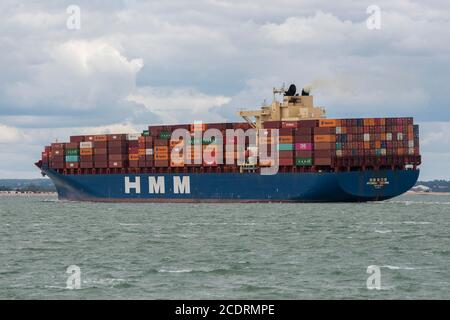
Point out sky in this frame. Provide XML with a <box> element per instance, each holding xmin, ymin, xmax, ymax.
<box><xmin>0</xmin><ymin>0</ymin><xmax>449</xmax><ymax>180</ymax></box>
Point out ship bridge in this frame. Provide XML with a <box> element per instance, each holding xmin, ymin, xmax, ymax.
<box><xmin>237</xmin><ymin>84</ymin><xmax>326</xmax><ymax>129</ymax></box>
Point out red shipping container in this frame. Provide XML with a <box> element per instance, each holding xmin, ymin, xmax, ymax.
<box><xmin>66</xmin><ymin>162</ymin><xmax>79</xmax><ymax>169</ymax></box>
<box><xmin>279</xmin><ymin>158</ymin><xmax>294</xmax><ymax>166</ymax></box>
<box><xmin>314</xmin><ymin>127</ymin><xmax>335</xmax><ymax>135</ymax></box>
<box><xmin>154</xmin><ymin>139</ymin><xmax>169</xmax><ymax>146</ymax></box>
<box><xmin>80</xmin><ymin>162</ymin><xmax>93</xmax><ymax>169</ymax></box>
<box><xmin>279</xmin><ymin>128</ymin><xmax>294</xmax><ymax>135</ymax></box>
<box><xmin>70</xmin><ymin>136</ymin><xmax>84</xmax><ymax>143</ymax></box>
<box><xmin>128</xmin><ymin>147</ymin><xmax>139</xmax><ymax>154</ymax></box>
<box><xmin>281</xmin><ymin>121</ymin><xmax>298</xmax><ymax>129</ymax></box>
<box><xmin>94</xmin><ymin>148</ymin><xmax>107</xmax><ymax>155</ymax></box>
<box><xmin>262</xmin><ymin>121</ymin><xmax>281</xmax><ymax>129</ymax></box>
<box><xmin>107</xmin><ymin>134</ymin><xmax>126</xmax><ymax>141</ymax></box>
<box><xmin>154</xmin><ymin>160</ymin><xmax>169</xmax><ymax>167</ymax></box>
<box><xmin>128</xmin><ymin>140</ymin><xmax>139</xmax><ymax>148</ymax></box>
<box><xmin>296</xmin><ymin>150</ymin><xmax>312</xmax><ymax>158</ymax></box>
<box><xmin>298</xmin><ymin>120</ymin><xmax>318</xmax><ymax>128</ymax></box>
<box><xmin>66</xmin><ymin>142</ymin><xmax>79</xmax><ymax>149</ymax></box>
<box><xmin>314</xmin><ymin>157</ymin><xmax>332</xmax><ymax>166</ymax></box>
<box><xmin>80</xmin><ymin>155</ymin><xmax>93</xmax><ymax>162</ymax></box>
<box><xmin>295</xmin><ymin>127</ymin><xmax>312</xmax><ymax>135</ymax></box>
<box><xmin>95</xmin><ymin>161</ymin><xmax>108</xmax><ymax>168</ymax></box>
<box><xmin>94</xmin><ymin>155</ymin><xmax>108</xmax><ymax>162</ymax></box>
<box><xmin>294</xmin><ymin>135</ymin><xmax>312</xmax><ymax>143</ymax></box>
<box><xmin>315</xmin><ymin>150</ymin><xmax>334</xmax><ymax>157</ymax></box>
<box><xmin>129</xmin><ymin>160</ymin><xmax>139</xmax><ymax>168</ymax></box>
<box><xmin>109</xmin><ymin>147</ymin><xmax>127</xmax><ymax>154</ymax></box>
<box><xmin>109</xmin><ymin>154</ymin><xmax>126</xmax><ymax>161</ymax></box>
<box><xmin>109</xmin><ymin>160</ymin><xmax>125</xmax><ymax>168</ymax></box>
<box><xmin>279</xmin><ymin>151</ymin><xmax>293</xmax><ymax>159</ymax></box>
<box><xmin>108</xmin><ymin>140</ymin><xmax>127</xmax><ymax>148</ymax></box>
<box><xmin>94</xmin><ymin>141</ymin><xmax>107</xmax><ymax>148</ymax></box>
<box><xmin>51</xmin><ymin>162</ymin><xmax>64</xmax><ymax>169</ymax></box>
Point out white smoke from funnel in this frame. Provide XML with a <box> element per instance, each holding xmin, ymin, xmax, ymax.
<box><xmin>304</xmin><ymin>77</ymin><xmax>353</xmax><ymax>96</ymax></box>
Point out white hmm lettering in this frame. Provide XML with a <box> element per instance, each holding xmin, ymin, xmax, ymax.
<box><xmin>173</xmin><ymin>176</ymin><xmax>190</xmax><ymax>194</ymax></box>
<box><xmin>125</xmin><ymin>176</ymin><xmax>141</xmax><ymax>194</ymax></box>
<box><xmin>149</xmin><ymin>176</ymin><xmax>165</xmax><ymax>194</ymax></box>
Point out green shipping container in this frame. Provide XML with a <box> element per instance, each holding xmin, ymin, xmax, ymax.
<box><xmin>142</xmin><ymin>130</ymin><xmax>149</xmax><ymax>136</ymax></box>
<box><xmin>277</xmin><ymin>143</ymin><xmax>293</xmax><ymax>151</ymax></box>
<box><xmin>65</xmin><ymin>148</ymin><xmax>79</xmax><ymax>156</ymax></box>
<box><xmin>159</xmin><ymin>131</ymin><xmax>171</xmax><ymax>139</ymax></box>
<box><xmin>295</xmin><ymin>157</ymin><xmax>312</xmax><ymax>166</ymax></box>
<box><xmin>190</xmin><ymin>138</ymin><xmax>202</xmax><ymax>145</ymax></box>
<box><xmin>335</xmin><ymin>143</ymin><xmax>342</xmax><ymax>150</ymax></box>
<box><xmin>65</xmin><ymin>155</ymin><xmax>79</xmax><ymax>162</ymax></box>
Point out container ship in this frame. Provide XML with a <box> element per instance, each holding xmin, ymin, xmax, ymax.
<box><xmin>35</xmin><ymin>84</ymin><xmax>421</xmax><ymax>202</ymax></box>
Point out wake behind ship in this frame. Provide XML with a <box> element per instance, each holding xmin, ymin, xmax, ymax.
<box><xmin>36</xmin><ymin>84</ymin><xmax>421</xmax><ymax>202</ymax></box>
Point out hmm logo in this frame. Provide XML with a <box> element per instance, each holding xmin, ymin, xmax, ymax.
<box><xmin>124</xmin><ymin>176</ymin><xmax>190</xmax><ymax>194</ymax></box>
<box><xmin>367</xmin><ymin>177</ymin><xmax>389</xmax><ymax>189</ymax></box>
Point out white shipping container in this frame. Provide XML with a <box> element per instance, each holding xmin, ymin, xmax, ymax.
<box><xmin>408</xmin><ymin>140</ymin><xmax>414</xmax><ymax>148</ymax></box>
<box><xmin>80</xmin><ymin>142</ymin><xmax>93</xmax><ymax>148</ymax></box>
<box><xmin>336</xmin><ymin>126</ymin><xmax>342</xmax><ymax>134</ymax></box>
<box><xmin>145</xmin><ymin>148</ymin><xmax>154</xmax><ymax>156</ymax></box>
<box><xmin>381</xmin><ymin>148</ymin><xmax>387</xmax><ymax>155</ymax></box>
<box><xmin>127</xmin><ymin>133</ymin><xmax>140</xmax><ymax>141</ymax></box>
<box><xmin>386</xmin><ymin>133</ymin><xmax>392</xmax><ymax>141</ymax></box>
<box><xmin>397</xmin><ymin>133</ymin><xmax>403</xmax><ymax>141</ymax></box>
<box><xmin>247</xmin><ymin>156</ymin><xmax>258</xmax><ymax>165</ymax></box>
<box><xmin>336</xmin><ymin>150</ymin><xmax>343</xmax><ymax>157</ymax></box>
<box><xmin>363</xmin><ymin>133</ymin><xmax>370</xmax><ymax>142</ymax></box>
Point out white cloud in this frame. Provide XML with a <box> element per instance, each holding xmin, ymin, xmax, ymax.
<box><xmin>127</xmin><ymin>87</ymin><xmax>231</xmax><ymax>123</ymax></box>
<box><xmin>0</xmin><ymin>123</ymin><xmax>25</xmax><ymax>143</ymax></box>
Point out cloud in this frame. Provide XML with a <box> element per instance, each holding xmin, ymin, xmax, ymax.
<box><xmin>0</xmin><ymin>123</ymin><xmax>25</xmax><ymax>144</ymax></box>
<box><xmin>127</xmin><ymin>87</ymin><xmax>231</xmax><ymax>123</ymax></box>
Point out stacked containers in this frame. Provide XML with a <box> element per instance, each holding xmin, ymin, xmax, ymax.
<box><xmin>41</xmin><ymin>146</ymin><xmax>51</xmax><ymax>168</ymax></box>
<box><xmin>80</xmin><ymin>141</ymin><xmax>93</xmax><ymax>168</ymax></box>
<box><xmin>127</xmin><ymin>133</ymin><xmax>140</xmax><ymax>168</ymax></box>
<box><xmin>93</xmin><ymin>135</ymin><xmax>108</xmax><ymax>168</ymax></box>
<box><xmin>294</xmin><ymin>121</ymin><xmax>315</xmax><ymax>166</ymax></box>
<box><xmin>278</xmin><ymin>128</ymin><xmax>294</xmax><ymax>166</ymax></box>
<box><xmin>50</xmin><ymin>143</ymin><xmax>65</xmax><ymax>169</ymax></box>
<box><xmin>65</xmin><ymin>142</ymin><xmax>80</xmax><ymax>169</ymax></box>
<box><xmin>314</xmin><ymin>119</ymin><xmax>337</xmax><ymax>166</ymax></box>
<box><xmin>108</xmin><ymin>134</ymin><xmax>127</xmax><ymax>168</ymax></box>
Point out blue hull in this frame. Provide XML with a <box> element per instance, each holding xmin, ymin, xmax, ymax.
<box><xmin>41</xmin><ymin>169</ymin><xmax>420</xmax><ymax>203</ymax></box>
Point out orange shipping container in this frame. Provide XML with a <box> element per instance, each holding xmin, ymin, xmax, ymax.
<box><xmin>80</xmin><ymin>148</ymin><xmax>93</xmax><ymax>156</ymax></box>
<box><xmin>363</xmin><ymin>118</ymin><xmax>375</xmax><ymax>126</ymax></box>
<box><xmin>279</xmin><ymin>136</ymin><xmax>294</xmax><ymax>144</ymax></box>
<box><xmin>375</xmin><ymin>141</ymin><xmax>381</xmax><ymax>149</ymax></box>
<box><xmin>154</xmin><ymin>153</ymin><xmax>169</xmax><ymax>160</ymax></box>
<box><xmin>129</xmin><ymin>154</ymin><xmax>139</xmax><ymax>161</ymax></box>
<box><xmin>319</xmin><ymin>119</ymin><xmax>338</xmax><ymax>127</ymax></box>
<box><xmin>155</xmin><ymin>146</ymin><xmax>168</xmax><ymax>153</ymax></box>
<box><xmin>138</xmin><ymin>149</ymin><xmax>146</xmax><ymax>156</ymax></box>
<box><xmin>170</xmin><ymin>160</ymin><xmax>184</xmax><ymax>167</ymax></box>
<box><xmin>93</xmin><ymin>135</ymin><xmax>107</xmax><ymax>142</ymax></box>
<box><xmin>314</xmin><ymin>135</ymin><xmax>336</xmax><ymax>143</ymax></box>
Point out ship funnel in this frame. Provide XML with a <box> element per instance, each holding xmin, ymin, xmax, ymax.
<box><xmin>301</xmin><ymin>87</ymin><xmax>310</xmax><ymax>96</ymax></box>
<box><xmin>284</xmin><ymin>84</ymin><xmax>297</xmax><ymax>96</ymax></box>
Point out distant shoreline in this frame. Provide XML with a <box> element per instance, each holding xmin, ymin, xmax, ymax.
<box><xmin>0</xmin><ymin>191</ymin><xmax>57</xmax><ymax>196</ymax></box>
<box><xmin>406</xmin><ymin>191</ymin><xmax>450</xmax><ymax>196</ymax></box>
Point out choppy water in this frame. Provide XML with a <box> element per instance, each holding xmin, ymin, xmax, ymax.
<box><xmin>0</xmin><ymin>194</ymin><xmax>449</xmax><ymax>299</ymax></box>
